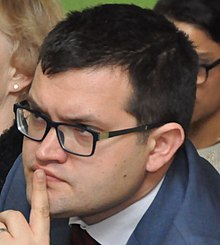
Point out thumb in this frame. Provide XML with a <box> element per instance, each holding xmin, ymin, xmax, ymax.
<box><xmin>29</xmin><ymin>169</ymin><xmax>50</xmax><ymax>240</ymax></box>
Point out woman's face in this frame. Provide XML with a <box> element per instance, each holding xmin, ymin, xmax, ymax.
<box><xmin>174</xmin><ymin>21</ymin><xmax>220</xmax><ymax>125</ymax></box>
<box><xmin>0</xmin><ymin>31</ymin><xmax>13</xmax><ymax>107</ymax></box>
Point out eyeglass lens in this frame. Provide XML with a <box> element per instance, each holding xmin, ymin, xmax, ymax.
<box><xmin>198</xmin><ymin>58</ymin><xmax>220</xmax><ymax>84</ymax></box>
<box><xmin>197</xmin><ymin>66</ymin><xmax>207</xmax><ymax>84</ymax></box>
<box><xmin>16</xmin><ymin>108</ymin><xmax>94</xmax><ymax>156</ymax></box>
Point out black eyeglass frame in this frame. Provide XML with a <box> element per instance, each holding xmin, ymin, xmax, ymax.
<box><xmin>199</xmin><ymin>58</ymin><xmax>220</xmax><ymax>83</ymax></box>
<box><xmin>14</xmin><ymin>100</ymin><xmax>164</xmax><ymax>157</ymax></box>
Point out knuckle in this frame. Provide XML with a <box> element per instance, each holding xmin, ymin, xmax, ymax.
<box><xmin>35</xmin><ymin>206</ymin><xmax>50</xmax><ymax>218</ymax></box>
<box><xmin>2</xmin><ymin>210</ymin><xmax>23</xmax><ymax>219</ymax></box>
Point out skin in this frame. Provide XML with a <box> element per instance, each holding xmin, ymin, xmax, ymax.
<box><xmin>0</xmin><ymin>30</ymin><xmax>32</xmax><ymax>134</ymax></box>
<box><xmin>0</xmin><ymin>170</ymin><xmax>50</xmax><ymax>244</ymax></box>
<box><xmin>23</xmin><ymin>65</ymin><xmax>166</xmax><ymax>222</ymax></box>
<box><xmin>0</xmin><ymin>64</ymin><xmax>184</xmax><ymax>243</ymax></box>
<box><xmin>0</xmin><ymin>30</ymin><xmax>15</xmax><ymax>134</ymax></box>
<box><xmin>174</xmin><ymin>21</ymin><xmax>220</xmax><ymax>149</ymax></box>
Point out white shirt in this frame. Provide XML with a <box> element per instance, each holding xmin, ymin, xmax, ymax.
<box><xmin>69</xmin><ymin>178</ymin><xmax>164</xmax><ymax>245</ymax></box>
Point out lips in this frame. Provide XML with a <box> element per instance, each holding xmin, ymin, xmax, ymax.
<box><xmin>45</xmin><ymin>173</ymin><xmax>62</xmax><ymax>182</ymax></box>
<box><xmin>32</xmin><ymin>165</ymin><xmax>63</xmax><ymax>183</ymax></box>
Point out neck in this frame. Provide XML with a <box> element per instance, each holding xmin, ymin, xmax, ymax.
<box><xmin>189</xmin><ymin>110</ymin><xmax>220</xmax><ymax>149</ymax></box>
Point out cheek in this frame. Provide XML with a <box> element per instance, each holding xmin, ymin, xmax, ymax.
<box><xmin>24</xmin><ymin>171</ymin><xmax>32</xmax><ymax>204</ymax></box>
<box><xmin>0</xmin><ymin>71</ymin><xmax>10</xmax><ymax>101</ymax></box>
<box><xmin>91</xmin><ymin>140</ymin><xmax>147</xmax><ymax>198</ymax></box>
<box><xmin>22</xmin><ymin>139</ymin><xmax>36</xmax><ymax>166</ymax></box>
<box><xmin>22</xmin><ymin>139</ymin><xmax>38</xmax><ymax>202</ymax></box>
<box><xmin>196</xmin><ymin>76</ymin><xmax>220</xmax><ymax>107</ymax></box>
<box><xmin>96</xmin><ymin>136</ymin><xmax>147</xmax><ymax>178</ymax></box>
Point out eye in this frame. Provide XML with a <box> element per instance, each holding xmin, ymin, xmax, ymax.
<box><xmin>74</xmin><ymin>125</ymin><xmax>92</xmax><ymax>137</ymax></box>
<box><xmin>28</xmin><ymin>111</ymin><xmax>46</xmax><ymax>128</ymax></box>
<box><xmin>74</xmin><ymin>123</ymin><xmax>98</xmax><ymax>132</ymax></box>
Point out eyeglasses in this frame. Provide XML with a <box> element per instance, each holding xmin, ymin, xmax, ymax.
<box><xmin>14</xmin><ymin>100</ymin><xmax>163</xmax><ymax>157</ymax></box>
<box><xmin>197</xmin><ymin>58</ymin><xmax>220</xmax><ymax>84</ymax></box>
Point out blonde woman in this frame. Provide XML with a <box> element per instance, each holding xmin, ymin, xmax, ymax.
<box><xmin>0</xmin><ymin>0</ymin><xmax>64</xmax><ymax>190</ymax></box>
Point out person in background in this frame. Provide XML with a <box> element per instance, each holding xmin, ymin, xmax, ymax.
<box><xmin>154</xmin><ymin>0</ymin><xmax>220</xmax><ymax>172</ymax></box>
<box><xmin>0</xmin><ymin>0</ymin><xmax>64</xmax><ymax>191</ymax></box>
<box><xmin>0</xmin><ymin>4</ymin><xmax>220</xmax><ymax>245</ymax></box>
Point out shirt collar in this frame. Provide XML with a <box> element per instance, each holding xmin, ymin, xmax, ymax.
<box><xmin>69</xmin><ymin>178</ymin><xmax>164</xmax><ymax>245</ymax></box>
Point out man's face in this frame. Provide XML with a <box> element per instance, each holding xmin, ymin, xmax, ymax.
<box><xmin>23</xmin><ymin>65</ymin><xmax>150</xmax><ymax>223</ymax></box>
<box><xmin>174</xmin><ymin>21</ymin><xmax>220</xmax><ymax>125</ymax></box>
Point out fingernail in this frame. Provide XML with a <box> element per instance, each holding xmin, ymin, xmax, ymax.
<box><xmin>35</xmin><ymin>169</ymin><xmax>45</xmax><ymax>180</ymax></box>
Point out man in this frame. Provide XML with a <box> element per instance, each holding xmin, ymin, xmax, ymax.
<box><xmin>154</xmin><ymin>0</ymin><xmax>220</xmax><ymax>172</ymax></box>
<box><xmin>0</xmin><ymin>4</ymin><xmax>220</xmax><ymax>245</ymax></box>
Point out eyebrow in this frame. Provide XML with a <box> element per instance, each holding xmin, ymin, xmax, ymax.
<box><xmin>25</xmin><ymin>95</ymin><xmax>107</xmax><ymax>129</ymax></box>
<box><xmin>26</xmin><ymin>95</ymin><xmax>41</xmax><ymax>110</ymax></box>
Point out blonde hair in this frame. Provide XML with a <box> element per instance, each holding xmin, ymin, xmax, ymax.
<box><xmin>0</xmin><ymin>0</ymin><xmax>64</xmax><ymax>77</ymax></box>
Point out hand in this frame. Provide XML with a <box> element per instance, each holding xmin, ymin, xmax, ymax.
<box><xmin>0</xmin><ymin>169</ymin><xmax>50</xmax><ymax>244</ymax></box>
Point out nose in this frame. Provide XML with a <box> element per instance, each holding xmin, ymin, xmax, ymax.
<box><xmin>35</xmin><ymin>128</ymin><xmax>67</xmax><ymax>164</ymax></box>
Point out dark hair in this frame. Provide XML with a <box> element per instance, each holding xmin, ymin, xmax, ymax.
<box><xmin>154</xmin><ymin>0</ymin><xmax>220</xmax><ymax>43</ymax></box>
<box><xmin>39</xmin><ymin>4</ymin><xmax>197</xmax><ymax>133</ymax></box>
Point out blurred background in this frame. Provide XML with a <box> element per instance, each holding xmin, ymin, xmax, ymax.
<box><xmin>60</xmin><ymin>0</ymin><xmax>157</xmax><ymax>12</ymax></box>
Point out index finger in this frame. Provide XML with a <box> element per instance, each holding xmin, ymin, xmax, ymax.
<box><xmin>29</xmin><ymin>169</ymin><xmax>50</xmax><ymax>238</ymax></box>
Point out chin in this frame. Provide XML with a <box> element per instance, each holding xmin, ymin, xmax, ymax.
<box><xmin>49</xmin><ymin>205</ymin><xmax>78</xmax><ymax>219</ymax></box>
<box><xmin>190</xmin><ymin>111</ymin><xmax>203</xmax><ymax>125</ymax></box>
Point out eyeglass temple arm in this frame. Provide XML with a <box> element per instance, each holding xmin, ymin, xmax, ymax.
<box><xmin>98</xmin><ymin>122</ymin><xmax>165</xmax><ymax>140</ymax></box>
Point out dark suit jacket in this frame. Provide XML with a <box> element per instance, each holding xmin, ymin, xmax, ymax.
<box><xmin>1</xmin><ymin>140</ymin><xmax>220</xmax><ymax>245</ymax></box>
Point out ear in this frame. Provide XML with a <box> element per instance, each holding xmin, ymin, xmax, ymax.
<box><xmin>8</xmin><ymin>67</ymin><xmax>32</xmax><ymax>94</ymax></box>
<box><xmin>145</xmin><ymin>123</ymin><xmax>184</xmax><ymax>172</ymax></box>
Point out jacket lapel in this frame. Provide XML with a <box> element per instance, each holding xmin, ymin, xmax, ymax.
<box><xmin>127</xmin><ymin>143</ymin><xmax>188</xmax><ymax>245</ymax></box>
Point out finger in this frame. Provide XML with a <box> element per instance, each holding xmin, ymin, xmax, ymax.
<box><xmin>29</xmin><ymin>169</ymin><xmax>50</xmax><ymax>238</ymax></box>
<box><xmin>0</xmin><ymin>220</ymin><xmax>11</xmax><ymax>243</ymax></box>
<box><xmin>0</xmin><ymin>210</ymin><xmax>29</xmax><ymax>238</ymax></box>
<box><xmin>0</xmin><ymin>219</ymin><xmax>8</xmax><ymax>231</ymax></box>
<box><xmin>0</xmin><ymin>228</ymin><xmax>8</xmax><ymax>233</ymax></box>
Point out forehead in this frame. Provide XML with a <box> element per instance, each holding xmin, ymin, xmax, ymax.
<box><xmin>29</xmin><ymin>65</ymin><xmax>133</xmax><ymax>120</ymax></box>
<box><xmin>173</xmin><ymin>21</ymin><xmax>220</xmax><ymax>58</ymax></box>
